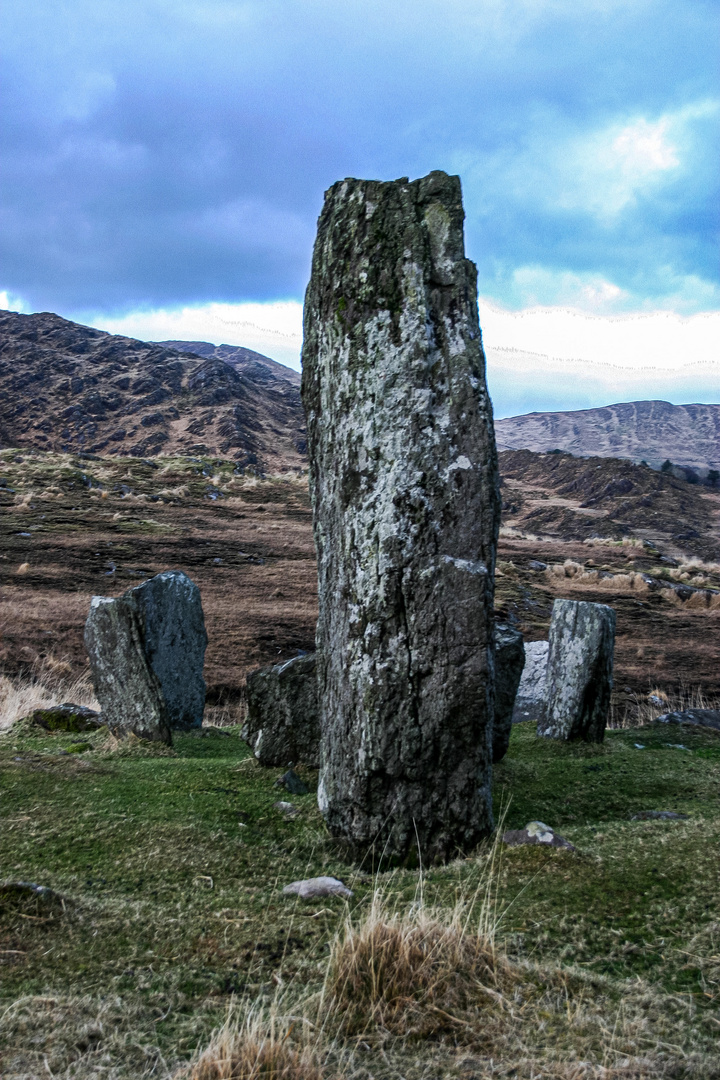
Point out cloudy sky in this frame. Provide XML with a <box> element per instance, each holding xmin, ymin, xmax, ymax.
<box><xmin>1</xmin><ymin>0</ymin><xmax>718</xmax><ymax>416</ymax></box>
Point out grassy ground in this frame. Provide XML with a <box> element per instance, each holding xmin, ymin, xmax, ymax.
<box><xmin>2</xmin><ymin>717</ymin><xmax>719</xmax><ymax>1078</ymax></box>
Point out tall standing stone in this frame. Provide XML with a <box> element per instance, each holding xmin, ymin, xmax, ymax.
<box><xmin>301</xmin><ymin>171</ymin><xmax>500</xmax><ymax>862</ymax></box>
<box><xmin>84</xmin><ymin>570</ymin><xmax>208</xmax><ymax>743</ymax></box>
<box><xmin>538</xmin><ymin>599</ymin><xmax>616</xmax><ymax>742</ymax></box>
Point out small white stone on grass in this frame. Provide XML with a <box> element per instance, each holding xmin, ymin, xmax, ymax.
<box><xmin>282</xmin><ymin>876</ymin><xmax>353</xmax><ymax>900</ymax></box>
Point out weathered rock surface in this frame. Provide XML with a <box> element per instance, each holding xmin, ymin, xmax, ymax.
<box><xmin>84</xmin><ymin>570</ymin><xmax>207</xmax><ymax>743</ymax></box>
<box><xmin>538</xmin><ymin>599</ymin><xmax>616</xmax><ymax>742</ymax></box>
<box><xmin>493</xmin><ymin>624</ymin><xmax>525</xmax><ymax>762</ymax></box>
<box><xmin>302</xmin><ymin>170</ymin><xmax>500</xmax><ymax>863</ymax></box>
<box><xmin>282</xmin><ymin>876</ymin><xmax>353</xmax><ymax>900</ymax></box>
<box><xmin>243</xmin><ymin>653</ymin><xmax>319</xmax><ymax>767</ymax></box>
<box><xmin>131</xmin><ymin>571</ymin><xmax>207</xmax><ymax>729</ymax></box>
<box><xmin>511</xmin><ymin>641</ymin><xmax>549</xmax><ymax>725</ymax></box>
<box><xmin>656</xmin><ymin>709</ymin><xmax>720</xmax><ymax>733</ymax></box>
<box><xmin>502</xmin><ymin>820</ymin><xmax>576</xmax><ymax>851</ymax></box>
<box><xmin>31</xmin><ymin>703</ymin><xmax>103</xmax><ymax>733</ymax></box>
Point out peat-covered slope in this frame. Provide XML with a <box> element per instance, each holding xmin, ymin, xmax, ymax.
<box><xmin>495</xmin><ymin>400</ymin><xmax>720</xmax><ymax>471</ymax></box>
<box><xmin>0</xmin><ymin>310</ymin><xmax>306</xmax><ymax>470</ymax></box>
<box><xmin>500</xmin><ymin>449</ymin><xmax>720</xmax><ymax>560</ymax></box>
<box><xmin>157</xmin><ymin>339</ymin><xmax>301</xmax><ymax>387</ymax></box>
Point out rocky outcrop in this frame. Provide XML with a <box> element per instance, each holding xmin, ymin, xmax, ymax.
<box><xmin>302</xmin><ymin>170</ymin><xmax>500</xmax><ymax>863</ymax></box>
<box><xmin>493</xmin><ymin>624</ymin><xmax>525</xmax><ymax>762</ymax></box>
<box><xmin>538</xmin><ymin>599</ymin><xmax>615</xmax><ymax>742</ymax></box>
<box><xmin>243</xmin><ymin>653</ymin><xmax>319</xmax><ymax>767</ymax></box>
<box><xmin>511</xmin><ymin>641</ymin><xmax>549</xmax><ymax>725</ymax></box>
<box><xmin>84</xmin><ymin>570</ymin><xmax>207</xmax><ymax>742</ymax></box>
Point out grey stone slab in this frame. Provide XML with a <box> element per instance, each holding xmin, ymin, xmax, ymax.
<box><xmin>538</xmin><ymin>599</ymin><xmax>616</xmax><ymax>742</ymax></box>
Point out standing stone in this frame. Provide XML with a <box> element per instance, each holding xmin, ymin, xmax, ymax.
<box><xmin>511</xmin><ymin>640</ymin><xmax>549</xmax><ymax>725</ymax></box>
<box><xmin>493</xmin><ymin>624</ymin><xmax>525</xmax><ymax>763</ymax></box>
<box><xmin>243</xmin><ymin>653</ymin><xmax>320</xmax><ymax>767</ymax></box>
<box><xmin>84</xmin><ymin>570</ymin><xmax>207</xmax><ymax>743</ymax></box>
<box><xmin>301</xmin><ymin>171</ymin><xmax>500</xmax><ymax>863</ymax></box>
<box><xmin>538</xmin><ymin>599</ymin><xmax>616</xmax><ymax>742</ymax></box>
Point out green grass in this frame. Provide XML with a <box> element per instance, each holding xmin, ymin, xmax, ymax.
<box><xmin>2</xmin><ymin>719</ymin><xmax>719</xmax><ymax>1076</ymax></box>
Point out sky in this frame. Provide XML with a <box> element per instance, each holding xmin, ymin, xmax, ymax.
<box><xmin>1</xmin><ymin>0</ymin><xmax>718</xmax><ymax>417</ymax></box>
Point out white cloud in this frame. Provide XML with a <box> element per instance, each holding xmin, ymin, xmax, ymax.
<box><xmin>0</xmin><ymin>289</ymin><xmax>28</xmax><ymax>313</ymax></box>
<box><xmin>81</xmin><ymin>295</ymin><xmax>719</xmax><ymax>417</ymax></box>
<box><xmin>85</xmin><ymin>300</ymin><xmax>304</xmax><ymax>369</ymax></box>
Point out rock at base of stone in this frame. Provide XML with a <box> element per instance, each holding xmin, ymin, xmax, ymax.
<box><xmin>656</xmin><ymin>709</ymin><xmax>720</xmax><ymax>733</ymax></box>
<box><xmin>511</xmin><ymin>641</ymin><xmax>549</xmax><ymax>725</ymax></box>
<box><xmin>493</xmin><ymin>624</ymin><xmax>525</xmax><ymax>763</ymax></box>
<box><xmin>31</xmin><ymin>703</ymin><xmax>104</xmax><ymax>733</ymax></box>
<box><xmin>84</xmin><ymin>570</ymin><xmax>208</xmax><ymax>743</ymax></box>
<box><xmin>282</xmin><ymin>876</ymin><xmax>353</xmax><ymax>900</ymax></box>
<box><xmin>538</xmin><ymin>600</ymin><xmax>615</xmax><ymax>742</ymax></box>
<box><xmin>274</xmin><ymin>769</ymin><xmax>309</xmax><ymax>795</ymax></box>
<box><xmin>243</xmin><ymin>654</ymin><xmax>319</xmax><ymax>767</ymax></box>
<box><xmin>502</xmin><ymin>820</ymin><xmax>576</xmax><ymax>851</ymax></box>
<box><xmin>302</xmin><ymin>170</ymin><xmax>499</xmax><ymax>864</ymax></box>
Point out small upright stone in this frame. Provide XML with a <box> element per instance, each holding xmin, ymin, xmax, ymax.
<box><xmin>84</xmin><ymin>570</ymin><xmax>207</xmax><ymax>743</ymax></box>
<box><xmin>511</xmin><ymin>640</ymin><xmax>549</xmax><ymax>724</ymax></box>
<box><xmin>493</xmin><ymin>624</ymin><xmax>525</xmax><ymax>762</ymax></box>
<box><xmin>302</xmin><ymin>171</ymin><xmax>500</xmax><ymax>862</ymax></box>
<box><xmin>538</xmin><ymin>599</ymin><xmax>615</xmax><ymax>742</ymax></box>
<box><xmin>243</xmin><ymin>653</ymin><xmax>319</xmax><ymax>767</ymax></box>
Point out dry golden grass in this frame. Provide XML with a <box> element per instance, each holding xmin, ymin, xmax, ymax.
<box><xmin>184</xmin><ymin>1011</ymin><xmax>327</xmax><ymax>1080</ymax></box>
<box><xmin>324</xmin><ymin>896</ymin><xmax>511</xmax><ymax>1038</ymax></box>
<box><xmin>0</xmin><ymin>660</ymin><xmax>97</xmax><ymax>732</ymax></box>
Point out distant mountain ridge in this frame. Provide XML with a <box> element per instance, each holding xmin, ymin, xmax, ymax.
<box><xmin>495</xmin><ymin>400</ymin><xmax>720</xmax><ymax>471</ymax></box>
<box><xmin>157</xmin><ymin>339</ymin><xmax>301</xmax><ymax>387</ymax></box>
<box><xmin>0</xmin><ymin>310</ymin><xmax>306</xmax><ymax>470</ymax></box>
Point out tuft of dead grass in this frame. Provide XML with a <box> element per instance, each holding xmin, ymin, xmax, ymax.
<box><xmin>324</xmin><ymin>894</ymin><xmax>512</xmax><ymax>1039</ymax></box>
<box><xmin>0</xmin><ymin>661</ymin><xmax>97</xmax><ymax>733</ymax></box>
<box><xmin>185</xmin><ymin>1010</ymin><xmax>327</xmax><ymax>1080</ymax></box>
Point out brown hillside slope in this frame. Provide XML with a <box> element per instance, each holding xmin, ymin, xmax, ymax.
<box><xmin>500</xmin><ymin>449</ymin><xmax>720</xmax><ymax>560</ymax></box>
<box><xmin>0</xmin><ymin>310</ymin><xmax>306</xmax><ymax>471</ymax></box>
<box><xmin>495</xmin><ymin>400</ymin><xmax>720</xmax><ymax>470</ymax></box>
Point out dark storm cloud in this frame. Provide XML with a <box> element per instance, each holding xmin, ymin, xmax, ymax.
<box><xmin>0</xmin><ymin>0</ymin><xmax>718</xmax><ymax>314</ymax></box>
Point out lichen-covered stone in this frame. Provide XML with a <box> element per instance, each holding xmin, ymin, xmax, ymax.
<box><xmin>511</xmin><ymin>640</ymin><xmax>549</xmax><ymax>725</ymax></box>
<box><xmin>301</xmin><ymin>170</ymin><xmax>500</xmax><ymax>863</ymax></box>
<box><xmin>538</xmin><ymin>599</ymin><xmax>616</xmax><ymax>742</ymax></box>
<box><xmin>131</xmin><ymin>571</ymin><xmax>208</xmax><ymax>729</ymax></box>
<box><xmin>84</xmin><ymin>570</ymin><xmax>207</xmax><ymax>743</ymax></box>
<box><xmin>493</xmin><ymin>624</ymin><xmax>525</xmax><ymax>762</ymax></box>
<box><xmin>243</xmin><ymin>653</ymin><xmax>319</xmax><ymax>767</ymax></box>
<box><xmin>31</xmin><ymin>703</ymin><xmax>103</xmax><ymax>733</ymax></box>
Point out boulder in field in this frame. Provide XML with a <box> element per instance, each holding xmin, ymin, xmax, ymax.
<box><xmin>511</xmin><ymin>640</ymin><xmax>549</xmax><ymax>725</ymax></box>
<box><xmin>242</xmin><ymin>653</ymin><xmax>319</xmax><ymax>767</ymax></box>
<box><xmin>538</xmin><ymin>599</ymin><xmax>615</xmax><ymax>742</ymax></box>
<box><xmin>84</xmin><ymin>570</ymin><xmax>207</xmax><ymax>743</ymax></box>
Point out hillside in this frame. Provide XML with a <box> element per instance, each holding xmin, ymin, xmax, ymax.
<box><xmin>0</xmin><ymin>311</ymin><xmax>306</xmax><ymax>471</ymax></box>
<box><xmin>500</xmin><ymin>448</ymin><xmax>720</xmax><ymax>560</ymax></box>
<box><xmin>495</xmin><ymin>400</ymin><xmax>720</xmax><ymax>471</ymax></box>
<box><xmin>157</xmin><ymin>339</ymin><xmax>302</xmax><ymax>386</ymax></box>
